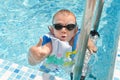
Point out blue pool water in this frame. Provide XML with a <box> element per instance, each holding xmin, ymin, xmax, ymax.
<box><xmin>0</xmin><ymin>0</ymin><xmax>120</xmax><ymax>80</ymax></box>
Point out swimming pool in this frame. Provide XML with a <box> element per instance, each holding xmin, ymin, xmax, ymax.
<box><xmin>0</xmin><ymin>0</ymin><xmax>120</xmax><ymax>80</ymax></box>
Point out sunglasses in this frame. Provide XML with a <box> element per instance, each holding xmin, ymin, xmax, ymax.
<box><xmin>53</xmin><ymin>23</ymin><xmax>77</xmax><ymax>31</ymax></box>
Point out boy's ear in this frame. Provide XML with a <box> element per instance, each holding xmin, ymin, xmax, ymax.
<box><xmin>74</xmin><ymin>27</ymin><xmax>78</xmax><ymax>34</ymax></box>
<box><xmin>48</xmin><ymin>26</ymin><xmax>54</xmax><ymax>35</ymax></box>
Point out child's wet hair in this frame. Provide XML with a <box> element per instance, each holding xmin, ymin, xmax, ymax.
<box><xmin>52</xmin><ymin>9</ymin><xmax>76</xmax><ymax>24</ymax></box>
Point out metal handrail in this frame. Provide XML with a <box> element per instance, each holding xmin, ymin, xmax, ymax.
<box><xmin>73</xmin><ymin>0</ymin><xmax>104</xmax><ymax>80</ymax></box>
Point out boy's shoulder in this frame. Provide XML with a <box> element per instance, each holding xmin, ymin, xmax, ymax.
<box><xmin>42</xmin><ymin>33</ymin><xmax>52</xmax><ymax>46</ymax></box>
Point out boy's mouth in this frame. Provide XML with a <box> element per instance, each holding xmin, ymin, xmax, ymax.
<box><xmin>61</xmin><ymin>36</ymin><xmax>67</xmax><ymax>41</ymax></box>
<box><xmin>61</xmin><ymin>35</ymin><xmax>66</xmax><ymax>38</ymax></box>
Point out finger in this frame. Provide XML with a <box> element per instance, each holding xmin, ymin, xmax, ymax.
<box><xmin>89</xmin><ymin>48</ymin><xmax>97</xmax><ymax>54</ymax></box>
<box><xmin>36</xmin><ymin>38</ymin><xmax>43</xmax><ymax>47</ymax></box>
<box><xmin>93</xmin><ymin>48</ymin><xmax>97</xmax><ymax>53</ymax></box>
<box><xmin>92</xmin><ymin>46</ymin><xmax>97</xmax><ymax>53</ymax></box>
<box><xmin>89</xmin><ymin>49</ymin><xmax>93</xmax><ymax>54</ymax></box>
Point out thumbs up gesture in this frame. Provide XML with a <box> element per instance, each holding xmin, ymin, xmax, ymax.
<box><xmin>28</xmin><ymin>38</ymin><xmax>52</xmax><ymax>65</ymax></box>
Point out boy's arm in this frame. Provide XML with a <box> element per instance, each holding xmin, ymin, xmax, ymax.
<box><xmin>28</xmin><ymin>38</ymin><xmax>52</xmax><ymax>65</ymax></box>
<box><xmin>75</xmin><ymin>38</ymin><xmax>97</xmax><ymax>53</ymax></box>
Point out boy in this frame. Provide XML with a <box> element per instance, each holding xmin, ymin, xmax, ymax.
<box><xmin>28</xmin><ymin>9</ymin><xmax>97</xmax><ymax>79</ymax></box>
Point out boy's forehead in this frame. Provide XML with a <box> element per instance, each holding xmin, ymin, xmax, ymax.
<box><xmin>55</xmin><ymin>12</ymin><xmax>75</xmax><ymax>18</ymax></box>
<box><xmin>53</xmin><ymin>13</ymin><xmax>76</xmax><ymax>24</ymax></box>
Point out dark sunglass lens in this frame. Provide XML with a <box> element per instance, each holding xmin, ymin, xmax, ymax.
<box><xmin>54</xmin><ymin>24</ymin><xmax>63</xmax><ymax>30</ymax></box>
<box><xmin>66</xmin><ymin>24</ymin><xmax>76</xmax><ymax>30</ymax></box>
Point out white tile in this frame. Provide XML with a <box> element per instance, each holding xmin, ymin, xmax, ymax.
<box><xmin>40</xmin><ymin>73</ymin><xmax>63</xmax><ymax>80</ymax></box>
<box><xmin>117</xmin><ymin>50</ymin><xmax>120</xmax><ymax>53</ymax></box>
<box><xmin>0</xmin><ymin>68</ymin><xmax>2</xmax><ymax>72</ymax></box>
<box><xmin>11</xmin><ymin>63</ymin><xmax>18</xmax><ymax>68</ymax></box>
<box><xmin>116</xmin><ymin>55</ymin><xmax>120</xmax><ymax>58</ymax></box>
<box><xmin>55</xmin><ymin>76</ymin><xmax>63</xmax><ymax>80</ymax></box>
<box><xmin>21</xmin><ymin>66</ymin><xmax>29</xmax><ymax>72</ymax></box>
<box><xmin>116</xmin><ymin>57</ymin><xmax>120</xmax><ymax>61</ymax></box>
<box><xmin>34</xmin><ymin>75</ymin><xmax>42</xmax><ymax>80</ymax></box>
<box><xmin>0</xmin><ymin>71</ymin><xmax>12</xmax><ymax>80</ymax></box>
<box><xmin>113</xmin><ymin>70</ymin><xmax>120</xmax><ymax>79</ymax></box>
<box><xmin>0</xmin><ymin>59</ymin><xmax>3</xmax><ymax>64</ymax></box>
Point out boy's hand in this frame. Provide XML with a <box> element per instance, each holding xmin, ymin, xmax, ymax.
<box><xmin>87</xmin><ymin>39</ymin><xmax>97</xmax><ymax>53</ymax></box>
<box><xmin>28</xmin><ymin>38</ymin><xmax>50</xmax><ymax>65</ymax></box>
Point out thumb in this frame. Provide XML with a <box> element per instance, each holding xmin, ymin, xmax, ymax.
<box><xmin>36</xmin><ymin>38</ymin><xmax>43</xmax><ymax>47</ymax></box>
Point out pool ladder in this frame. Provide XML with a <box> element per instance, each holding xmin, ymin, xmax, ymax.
<box><xmin>73</xmin><ymin>0</ymin><xmax>104</xmax><ymax>80</ymax></box>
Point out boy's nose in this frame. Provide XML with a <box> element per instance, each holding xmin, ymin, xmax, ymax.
<box><xmin>61</xmin><ymin>27</ymin><xmax>67</xmax><ymax>33</ymax></box>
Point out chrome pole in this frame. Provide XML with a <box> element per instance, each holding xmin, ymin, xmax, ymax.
<box><xmin>73</xmin><ymin>0</ymin><xmax>104</xmax><ymax>80</ymax></box>
<box><xmin>73</xmin><ymin>0</ymin><xmax>97</xmax><ymax>80</ymax></box>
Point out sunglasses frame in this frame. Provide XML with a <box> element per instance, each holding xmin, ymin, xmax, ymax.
<box><xmin>53</xmin><ymin>23</ymin><xmax>77</xmax><ymax>31</ymax></box>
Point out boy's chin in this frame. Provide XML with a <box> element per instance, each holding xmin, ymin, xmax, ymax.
<box><xmin>60</xmin><ymin>39</ymin><xmax>68</xmax><ymax>42</ymax></box>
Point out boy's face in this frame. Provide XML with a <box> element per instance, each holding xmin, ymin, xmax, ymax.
<box><xmin>52</xmin><ymin>14</ymin><xmax>78</xmax><ymax>42</ymax></box>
